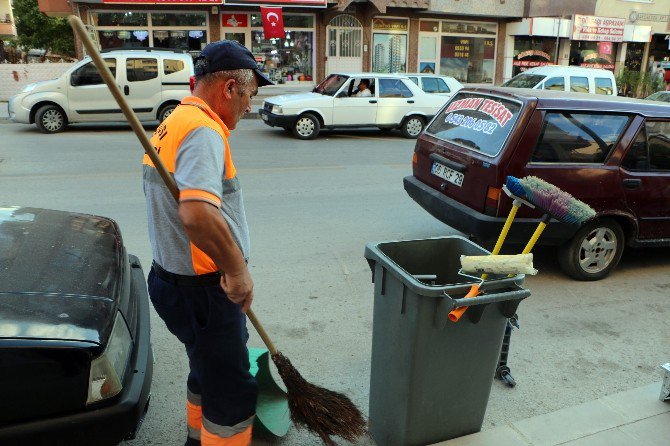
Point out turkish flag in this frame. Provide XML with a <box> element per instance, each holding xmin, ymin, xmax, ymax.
<box><xmin>260</xmin><ymin>7</ymin><xmax>285</xmax><ymax>39</ymax></box>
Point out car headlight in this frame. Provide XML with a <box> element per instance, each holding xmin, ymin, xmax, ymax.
<box><xmin>87</xmin><ymin>312</ymin><xmax>133</xmax><ymax>404</ymax></box>
<box><xmin>21</xmin><ymin>83</ymin><xmax>37</xmax><ymax>93</ymax></box>
<box><xmin>271</xmin><ymin>105</ymin><xmax>283</xmax><ymax>115</ymax></box>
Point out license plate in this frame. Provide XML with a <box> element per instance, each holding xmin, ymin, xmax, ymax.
<box><xmin>261</xmin><ymin>114</ymin><xmax>268</xmax><ymax>121</ymax></box>
<box><xmin>431</xmin><ymin>162</ymin><xmax>464</xmax><ymax>187</ymax></box>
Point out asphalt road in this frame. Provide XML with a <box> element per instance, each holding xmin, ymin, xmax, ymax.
<box><xmin>1</xmin><ymin>119</ymin><xmax>668</xmax><ymax>446</ymax></box>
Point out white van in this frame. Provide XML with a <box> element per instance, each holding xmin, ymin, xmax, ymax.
<box><xmin>8</xmin><ymin>48</ymin><xmax>193</xmax><ymax>133</ymax></box>
<box><xmin>502</xmin><ymin>66</ymin><xmax>617</xmax><ymax>96</ymax></box>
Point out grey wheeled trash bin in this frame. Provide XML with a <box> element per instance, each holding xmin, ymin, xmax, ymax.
<box><xmin>364</xmin><ymin>236</ymin><xmax>530</xmax><ymax>446</ymax></box>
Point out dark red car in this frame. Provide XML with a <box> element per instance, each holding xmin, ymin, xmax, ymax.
<box><xmin>405</xmin><ymin>87</ymin><xmax>670</xmax><ymax>280</ymax></box>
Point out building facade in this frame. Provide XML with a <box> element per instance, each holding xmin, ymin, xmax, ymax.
<box><xmin>504</xmin><ymin>0</ymin><xmax>670</xmax><ymax>82</ymax></box>
<box><xmin>38</xmin><ymin>0</ymin><xmax>528</xmax><ymax>85</ymax></box>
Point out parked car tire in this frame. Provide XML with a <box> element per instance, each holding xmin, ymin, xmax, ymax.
<box><xmin>558</xmin><ymin>218</ymin><xmax>625</xmax><ymax>281</ymax></box>
<box><xmin>401</xmin><ymin>115</ymin><xmax>425</xmax><ymax>139</ymax></box>
<box><xmin>293</xmin><ymin>113</ymin><xmax>320</xmax><ymax>140</ymax></box>
<box><xmin>158</xmin><ymin>103</ymin><xmax>177</xmax><ymax>123</ymax></box>
<box><xmin>35</xmin><ymin>105</ymin><xmax>67</xmax><ymax>134</ymax></box>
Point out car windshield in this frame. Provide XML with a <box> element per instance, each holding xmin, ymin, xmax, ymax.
<box><xmin>502</xmin><ymin>74</ymin><xmax>546</xmax><ymax>88</ymax></box>
<box><xmin>314</xmin><ymin>74</ymin><xmax>350</xmax><ymax>96</ymax></box>
<box><xmin>426</xmin><ymin>93</ymin><xmax>522</xmax><ymax>157</ymax></box>
<box><xmin>647</xmin><ymin>92</ymin><xmax>670</xmax><ymax>102</ymax></box>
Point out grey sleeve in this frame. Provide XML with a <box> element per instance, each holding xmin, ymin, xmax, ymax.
<box><xmin>174</xmin><ymin>126</ymin><xmax>224</xmax><ymax>204</ymax></box>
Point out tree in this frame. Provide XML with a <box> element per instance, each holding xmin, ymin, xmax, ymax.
<box><xmin>12</xmin><ymin>0</ymin><xmax>74</xmax><ymax>57</ymax></box>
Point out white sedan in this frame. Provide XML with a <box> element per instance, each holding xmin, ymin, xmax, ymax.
<box><xmin>258</xmin><ymin>73</ymin><xmax>449</xmax><ymax>140</ymax></box>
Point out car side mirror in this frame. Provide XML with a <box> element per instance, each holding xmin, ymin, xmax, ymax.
<box><xmin>71</xmin><ymin>75</ymin><xmax>80</xmax><ymax>87</ymax></box>
<box><xmin>336</xmin><ymin>91</ymin><xmax>348</xmax><ymax>98</ymax></box>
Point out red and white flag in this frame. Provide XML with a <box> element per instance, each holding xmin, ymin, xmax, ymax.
<box><xmin>598</xmin><ymin>41</ymin><xmax>613</xmax><ymax>55</ymax></box>
<box><xmin>260</xmin><ymin>7</ymin><xmax>285</xmax><ymax>40</ymax></box>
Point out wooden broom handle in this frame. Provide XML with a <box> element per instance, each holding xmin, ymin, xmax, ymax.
<box><xmin>68</xmin><ymin>15</ymin><xmax>278</xmax><ymax>357</ymax></box>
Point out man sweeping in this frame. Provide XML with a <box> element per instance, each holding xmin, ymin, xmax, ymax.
<box><xmin>142</xmin><ymin>40</ymin><xmax>273</xmax><ymax>446</ymax></box>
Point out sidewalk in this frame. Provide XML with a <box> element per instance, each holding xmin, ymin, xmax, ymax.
<box><xmin>433</xmin><ymin>381</ymin><xmax>670</xmax><ymax>446</ymax></box>
<box><xmin>0</xmin><ymin>102</ymin><xmax>8</xmax><ymax>121</ymax></box>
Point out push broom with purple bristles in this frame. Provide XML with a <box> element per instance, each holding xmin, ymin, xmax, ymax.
<box><xmin>506</xmin><ymin>176</ymin><xmax>596</xmax><ymax>254</ymax></box>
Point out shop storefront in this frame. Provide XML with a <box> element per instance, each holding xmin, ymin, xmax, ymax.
<box><xmin>91</xmin><ymin>11</ymin><xmax>209</xmax><ymax>55</ymax></box>
<box><xmin>219</xmin><ymin>12</ymin><xmax>315</xmax><ymax>83</ymax></box>
<box><xmin>419</xmin><ymin>20</ymin><xmax>497</xmax><ymax>83</ymax></box>
<box><xmin>568</xmin><ymin>15</ymin><xmax>624</xmax><ymax>72</ymax></box>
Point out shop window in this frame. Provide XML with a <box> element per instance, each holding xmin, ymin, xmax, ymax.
<box><xmin>570</xmin><ymin>76</ymin><xmax>589</xmax><ymax>93</ymax></box>
<box><xmin>646</xmin><ymin>121</ymin><xmax>670</xmax><ymax>171</ymax></box>
<box><xmin>595</xmin><ymin>78</ymin><xmax>613</xmax><ymax>95</ymax></box>
<box><xmin>225</xmin><ymin>33</ymin><xmax>246</xmax><ymax>46</ymax></box>
<box><xmin>420</xmin><ymin>21</ymin><xmax>439</xmax><ymax>32</ymax></box>
<box><xmin>151</xmin><ymin>12</ymin><xmax>206</xmax><ymax>27</ymax></box>
<box><xmin>543</xmin><ymin>77</ymin><xmax>565</xmax><ymax>91</ymax></box>
<box><xmin>379</xmin><ymin>78</ymin><xmax>412</xmax><ymax>98</ymax></box>
<box><xmin>153</xmin><ymin>30</ymin><xmax>207</xmax><ymax>52</ymax></box>
<box><xmin>252</xmin><ymin>30</ymin><xmax>313</xmax><ymax>83</ymax></box>
<box><xmin>98</xmin><ymin>30</ymin><xmax>150</xmax><ymax>49</ymax></box>
<box><xmin>164</xmin><ymin>59</ymin><xmax>185</xmax><ymax>75</ymax></box>
<box><xmin>532</xmin><ymin>113</ymin><xmax>629</xmax><ymax>163</ymax></box>
<box><xmin>250</xmin><ymin>14</ymin><xmax>313</xmax><ymax>28</ymax></box>
<box><xmin>92</xmin><ymin>12</ymin><xmax>148</xmax><ymax>27</ymax></box>
<box><xmin>440</xmin><ymin>36</ymin><xmax>494</xmax><ymax>83</ymax></box>
<box><xmin>511</xmin><ymin>36</ymin><xmax>555</xmax><ymax>77</ymax></box>
<box><xmin>71</xmin><ymin>59</ymin><xmax>117</xmax><ymax>86</ymax></box>
<box><xmin>441</xmin><ymin>21</ymin><xmax>496</xmax><ymax>35</ymax></box>
<box><xmin>372</xmin><ymin>34</ymin><xmax>407</xmax><ymax>73</ymax></box>
<box><xmin>419</xmin><ymin>36</ymin><xmax>437</xmax><ymax>60</ymax></box>
<box><xmin>126</xmin><ymin>58</ymin><xmax>158</xmax><ymax>82</ymax></box>
<box><xmin>569</xmin><ymin>41</ymin><xmax>616</xmax><ymax>71</ymax></box>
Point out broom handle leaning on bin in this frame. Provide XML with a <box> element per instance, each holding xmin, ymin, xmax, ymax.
<box><xmin>448</xmin><ymin>200</ymin><xmax>521</xmax><ymax>322</ymax></box>
<box><xmin>68</xmin><ymin>15</ymin><xmax>279</xmax><ymax>358</ymax></box>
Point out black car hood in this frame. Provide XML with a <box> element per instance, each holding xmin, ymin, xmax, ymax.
<box><xmin>0</xmin><ymin>207</ymin><xmax>122</xmax><ymax>345</ymax></box>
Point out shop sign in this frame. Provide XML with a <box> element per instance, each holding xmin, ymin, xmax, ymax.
<box><xmin>443</xmin><ymin>38</ymin><xmax>471</xmax><ymax>58</ymax></box>
<box><xmin>222</xmin><ymin>14</ymin><xmax>248</xmax><ymax>27</ymax></box>
<box><xmin>513</xmin><ymin>50</ymin><xmax>552</xmax><ymax>71</ymax></box>
<box><xmin>372</xmin><ymin>18</ymin><xmax>408</xmax><ymax>32</ymax></box>
<box><xmin>223</xmin><ymin>0</ymin><xmax>326</xmax><ymax>7</ymax></box>
<box><xmin>572</xmin><ymin>15</ymin><xmax>625</xmax><ymax>42</ymax></box>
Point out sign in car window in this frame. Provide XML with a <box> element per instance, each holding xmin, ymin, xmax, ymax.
<box><xmin>426</xmin><ymin>93</ymin><xmax>522</xmax><ymax>156</ymax></box>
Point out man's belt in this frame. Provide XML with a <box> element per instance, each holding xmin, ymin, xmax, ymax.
<box><xmin>152</xmin><ymin>261</ymin><xmax>221</xmax><ymax>287</ymax></box>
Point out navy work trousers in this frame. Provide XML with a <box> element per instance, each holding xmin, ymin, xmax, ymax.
<box><xmin>147</xmin><ymin>268</ymin><xmax>258</xmax><ymax>429</ymax></box>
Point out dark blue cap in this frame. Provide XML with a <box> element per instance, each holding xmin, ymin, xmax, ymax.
<box><xmin>194</xmin><ymin>40</ymin><xmax>273</xmax><ymax>87</ymax></box>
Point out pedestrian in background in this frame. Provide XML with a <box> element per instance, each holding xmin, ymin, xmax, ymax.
<box><xmin>142</xmin><ymin>40</ymin><xmax>272</xmax><ymax>446</ymax></box>
<box><xmin>664</xmin><ymin>66</ymin><xmax>670</xmax><ymax>91</ymax></box>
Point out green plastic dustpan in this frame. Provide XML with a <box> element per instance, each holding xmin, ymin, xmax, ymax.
<box><xmin>249</xmin><ymin>348</ymin><xmax>291</xmax><ymax>437</ymax></box>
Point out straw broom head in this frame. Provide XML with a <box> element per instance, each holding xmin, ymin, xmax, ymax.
<box><xmin>271</xmin><ymin>352</ymin><xmax>368</xmax><ymax>446</ymax></box>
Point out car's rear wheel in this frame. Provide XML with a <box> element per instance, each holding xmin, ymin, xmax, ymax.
<box><xmin>558</xmin><ymin>218</ymin><xmax>624</xmax><ymax>281</ymax></box>
<box><xmin>293</xmin><ymin>113</ymin><xmax>320</xmax><ymax>140</ymax></box>
<box><xmin>401</xmin><ymin>116</ymin><xmax>424</xmax><ymax>139</ymax></box>
<box><xmin>158</xmin><ymin>103</ymin><xmax>177</xmax><ymax>123</ymax></box>
<box><xmin>35</xmin><ymin>105</ymin><xmax>67</xmax><ymax>133</ymax></box>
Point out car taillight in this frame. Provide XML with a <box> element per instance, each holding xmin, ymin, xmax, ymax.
<box><xmin>412</xmin><ymin>152</ymin><xmax>418</xmax><ymax>165</ymax></box>
<box><xmin>484</xmin><ymin>186</ymin><xmax>501</xmax><ymax>216</ymax></box>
